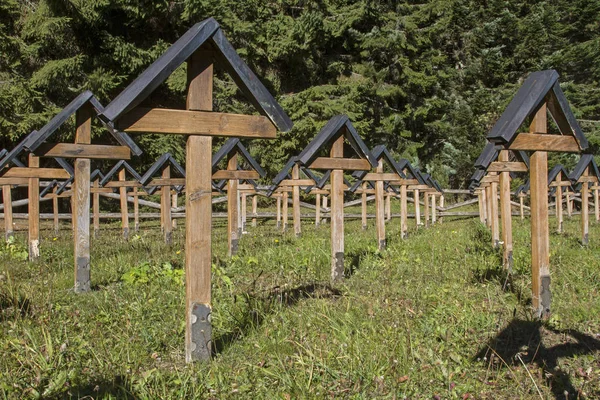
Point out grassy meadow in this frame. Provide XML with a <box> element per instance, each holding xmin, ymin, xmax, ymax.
<box><xmin>1</xmin><ymin>201</ymin><xmax>600</xmax><ymax>399</ymax></box>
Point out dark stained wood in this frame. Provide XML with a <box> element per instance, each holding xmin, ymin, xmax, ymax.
<box><xmin>34</xmin><ymin>143</ymin><xmax>131</xmax><ymax>160</ymax></box>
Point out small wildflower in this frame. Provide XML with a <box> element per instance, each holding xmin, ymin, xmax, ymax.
<box><xmin>274</xmin><ymin>239</ymin><xmax>279</xmax><ymax>243</ymax></box>
<box><xmin>53</xmin><ymin>237</ymin><xmax>58</xmax><ymax>241</ymax></box>
<box><xmin>176</xmin><ymin>250</ymin><xmax>181</xmax><ymax>255</ymax></box>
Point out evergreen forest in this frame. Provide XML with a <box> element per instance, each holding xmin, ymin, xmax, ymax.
<box><xmin>1</xmin><ymin>0</ymin><xmax>599</xmax><ymax>187</ymax></box>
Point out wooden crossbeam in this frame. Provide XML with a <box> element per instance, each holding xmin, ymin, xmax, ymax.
<box><xmin>488</xmin><ymin>161</ymin><xmax>528</xmax><ymax>172</ymax></box>
<box><xmin>363</xmin><ymin>172</ymin><xmax>402</xmax><ymax>182</ymax></box>
<box><xmin>549</xmin><ymin>181</ymin><xmax>572</xmax><ymax>187</ymax></box>
<box><xmin>480</xmin><ymin>175</ymin><xmax>500</xmax><ymax>183</ymax></box>
<box><xmin>148</xmin><ymin>178</ymin><xmax>186</xmax><ymax>186</ymax></box>
<box><xmin>105</xmin><ymin>181</ymin><xmax>142</xmax><ymax>188</ymax></box>
<box><xmin>1</xmin><ymin>167</ymin><xmax>70</xmax><ymax>179</ymax></box>
<box><xmin>279</xmin><ymin>179</ymin><xmax>315</xmax><ymax>186</ymax></box>
<box><xmin>308</xmin><ymin>157</ymin><xmax>371</xmax><ymax>171</ymax></box>
<box><xmin>578</xmin><ymin>176</ymin><xmax>599</xmax><ymax>183</ymax></box>
<box><xmin>33</xmin><ymin>143</ymin><xmax>131</xmax><ymax>160</ymax></box>
<box><xmin>0</xmin><ymin>177</ymin><xmax>30</xmax><ymax>185</ymax></box>
<box><xmin>117</xmin><ymin>107</ymin><xmax>276</xmax><ymax>138</ymax></box>
<box><xmin>211</xmin><ymin>170</ymin><xmax>259</xmax><ymax>180</ymax></box>
<box><xmin>509</xmin><ymin>133</ymin><xmax>580</xmax><ymax>152</ymax></box>
<box><xmin>407</xmin><ymin>184</ymin><xmax>431</xmax><ymax>190</ymax></box>
<box><xmin>388</xmin><ymin>179</ymin><xmax>419</xmax><ymax>185</ymax></box>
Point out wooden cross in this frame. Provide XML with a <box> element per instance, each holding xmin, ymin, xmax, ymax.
<box><xmin>296</xmin><ymin>115</ymin><xmax>375</xmax><ymax>281</ymax></box>
<box><xmin>485</xmin><ymin>70</ymin><xmax>588</xmax><ymax>318</ymax></box>
<box><xmin>101</xmin><ymin>19</ymin><xmax>292</xmax><ymax>362</ymax></box>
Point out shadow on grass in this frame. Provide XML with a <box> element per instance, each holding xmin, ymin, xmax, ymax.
<box><xmin>475</xmin><ymin>319</ymin><xmax>600</xmax><ymax>399</ymax></box>
<box><xmin>59</xmin><ymin>375</ymin><xmax>135</xmax><ymax>399</ymax></box>
<box><xmin>213</xmin><ymin>283</ymin><xmax>342</xmax><ymax>355</ymax></box>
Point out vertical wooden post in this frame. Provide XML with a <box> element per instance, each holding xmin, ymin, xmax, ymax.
<box><xmin>385</xmin><ymin>191</ymin><xmax>391</xmax><ymax>222</ymax></box>
<box><xmin>52</xmin><ymin>186</ymin><xmax>59</xmax><ymax>235</ymax></box>
<box><xmin>414</xmin><ymin>189</ymin><xmax>421</xmax><ymax>227</ymax></box>
<box><xmin>423</xmin><ymin>190</ymin><xmax>430</xmax><ymax>228</ymax></box>
<box><xmin>292</xmin><ymin>164</ymin><xmax>301</xmax><ymax>237</ymax></box>
<box><xmin>594</xmin><ymin>187</ymin><xmax>599</xmax><ymax>222</ymax></box>
<box><xmin>556</xmin><ymin>176</ymin><xmax>563</xmax><ymax>233</ymax></box>
<box><xmin>499</xmin><ymin>150</ymin><xmax>513</xmax><ymax>271</ymax></box>
<box><xmin>133</xmin><ymin>187</ymin><xmax>140</xmax><ymax>233</ymax></box>
<box><xmin>400</xmin><ymin>184</ymin><xmax>408</xmax><ymax>239</ymax></box>
<box><xmin>519</xmin><ymin>194</ymin><xmax>525</xmax><ymax>221</ymax></box>
<box><xmin>322</xmin><ymin>195</ymin><xmax>328</xmax><ymax>224</ymax></box>
<box><xmin>172</xmin><ymin>192</ymin><xmax>178</xmax><ymax>229</ymax></box>
<box><xmin>118</xmin><ymin>169</ymin><xmax>129</xmax><ymax>240</ymax></box>
<box><xmin>439</xmin><ymin>194</ymin><xmax>444</xmax><ymax>224</ymax></box>
<box><xmin>581</xmin><ymin>167</ymin><xmax>590</xmax><ymax>246</ymax></box>
<box><xmin>482</xmin><ymin>187</ymin><xmax>488</xmax><ymax>226</ymax></box>
<box><xmin>530</xmin><ymin>105</ymin><xmax>550</xmax><ymax>319</ymax></box>
<box><xmin>185</xmin><ymin>49</ymin><xmax>213</xmax><ymax>362</ymax></box>
<box><xmin>315</xmin><ymin>193</ymin><xmax>321</xmax><ymax>227</ymax></box>
<box><xmin>3</xmin><ymin>185</ymin><xmax>13</xmax><ymax>241</ymax></box>
<box><xmin>490</xmin><ymin>176</ymin><xmax>500</xmax><ymax>247</ymax></box>
<box><xmin>28</xmin><ymin>154</ymin><xmax>40</xmax><ymax>261</ymax></box>
<box><xmin>330</xmin><ymin>135</ymin><xmax>345</xmax><ymax>281</ymax></box>
<box><xmin>282</xmin><ymin>190</ymin><xmax>288</xmax><ymax>232</ymax></box>
<box><xmin>477</xmin><ymin>191</ymin><xmax>484</xmax><ymax>223</ymax></box>
<box><xmin>252</xmin><ymin>194</ymin><xmax>258</xmax><ymax>228</ymax></box>
<box><xmin>93</xmin><ymin>179</ymin><xmax>100</xmax><ymax>238</ymax></box>
<box><xmin>566</xmin><ymin>188</ymin><xmax>572</xmax><ymax>217</ymax></box>
<box><xmin>431</xmin><ymin>193</ymin><xmax>437</xmax><ymax>225</ymax></box>
<box><xmin>73</xmin><ymin>104</ymin><xmax>92</xmax><ymax>292</ymax></box>
<box><xmin>361</xmin><ymin>182</ymin><xmax>367</xmax><ymax>230</ymax></box>
<box><xmin>227</xmin><ymin>153</ymin><xmax>239</xmax><ymax>255</ymax></box>
<box><xmin>276</xmin><ymin>195</ymin><xmax>281</xmax><ymax>228</ymax></box>
<box><xmin>375</xmin><ymin>160</ymin><xmax>385</xmax><ymax>250</ymax></box>
<box><xmin>241</xmin><ymin>192</ymin><xmax>247</xmax><ymax>233</ymax></box>
<box><xmin>162</xmin><ymin>166</ymin><xmax>172</xmax><ymax>245</ymax></box>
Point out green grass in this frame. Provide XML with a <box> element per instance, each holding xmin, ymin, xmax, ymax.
<box><xmin>1</xmin><ymin>212</ymin><xmax>600</xmax><ymax>399</ymax></box>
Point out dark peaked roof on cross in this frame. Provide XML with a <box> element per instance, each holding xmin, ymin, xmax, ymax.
<box><xmin>569</xmin><ymin>154</ymin><xmax>600</xmax><ymax>182</ymax></box>
<box><xmin>211</xmin><ymin>138</ymin><xmax>266</xmax><ymax>177</ymax></box>
<box><xmin>100</xmin><ymin>160</ymin><xmax>143</xmax><ymax>187</ymax></box>
<box><xmin>100</xmin><ymin>18</ymin><xmax>292</xmax><ymax>133</ymax></box>
<box><xmin>486</xmin><ymin>70</ymin><xmax>588</xmax><ymax>150</ymax></box>
<box><xmin>296</xmin><ymin>115</ymin><xmax>376</xmax><ymax>168</ymax></box>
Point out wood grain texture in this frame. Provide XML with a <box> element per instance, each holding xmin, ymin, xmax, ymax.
<box><xmin>52</xmin><ymin>186</ymin><xmax>59</xmax><ymax>234</ymax></box>
<box><xmin>212</xmin><ymin>170</ymin><xmax>259</xmax><ymax>180</ymax></box>
<box><xmin>2</xmin><ymin>167</ymin><xmax>70</xmax><ymax>179</ymax></box>
<box><xmin>34</xmin><ymin>143</ymin><xmax>131</xmax><ymax>160</ymax></box>
<box><xmin>423</xmin><ymin>188</ymin><xmax>430</xmax><ymax>228</ymax></box>
<box><xmin>133</xmin><ymin>187</ymin><xmax>140</xmax><ymax>232</ymax></box>
<box><xmin>118</xmin><ymin>107</ymin><xmax>276</xmax><ymax>138</ymax></box>
<box><xmin>93</xmin><ymin>179</ymin><xmax>100</xmax><ymax>237</ymax></box>
<box><xmin>119</xmin><ymin>169</ymin><xmax>129</xmax><ymax>239</ymax></box>
<box><xmin>529</xmin><ymin>105</ymin><xmax>551</xmax><ymax>319</ymax></box>
<box><xmin>555</xmin><ymin>174</ymin><xmax>563</xmax><ymax>233</ymax></box>
<box><xmin>330</xmin><ymin>136</ymin><xmax>345</xmax><ymax>281</ymax></box>
<box><xmin>162</xmin><ymin>166</ymin><xmax>172</xmax><ymax>245</ymax></box>
<box><xmin>276</xmin><ymin>195</ymin><xmax>281</xmax><ymax>228</ymax></box>
<box><xmin>581</xmin><ymin>167</ymin><xmax>590</xmax><ymax>245</ymax></box>
<box><xmin>361</xmin><ymin>182</ymin><xmax>367</xmax><ymax>230</ymax></box>
<box><xmin>400</xmin><ymin>185</ymin><xmax>408</xmax><ymax>238</ymax></box>
<box><xmin>490</xmin><ymin>177</ymin><xmax>500</xmax><ymax>248</ymax></box>
<box><xmin>292</xmin><ymin>164</ymin><xmax>301</xmax><ymax>237</ymax></box>
<box><xmin>3</xmin><ymin>185</ymin><xmax>13</xmax><ymax>240</ymax></box>
<box><xmin>252</xmin><ymin>195</ymin><xmax>257</xmax><ymax>227</ymax></box>
<box><xmin>488</xmin><ymin>161</ymin><xmax>528</xmax><ymax>172</ymax></box>
<box><xmin>509</xmin><ymin>133</ymin><xmax>580</xmax><ymax>152</ymax></box>
<box><xmin>309</xmin><ymin>157</ymin><xmax>371</xmax><ymax>171</ymax></box>
<box><xmin>499</xmin><ymin>150</ymin><xmax>513</xmax><ymax>271</ymax></box>
<box><xmin>375</xmin><ymin>160</ymin><xmax>386</xmax><ymax>250</ymax></box>
<box><xmin>28</xmin><ymin>155</ymin><xmax>40</xmax><ymax>261</ymax></box>
<box><xmin>414</xmin><ymin>189</ymin><xmax>421</xmax><ymax>226</ymax></box>
<box><xmin>282</xmin><ymin>191</ymin><xmax>288</xmax><ymax>231</ymax></box>
<box><xmin>315</xmin><ymin>193</ymin><xmax>321</xmax><ymax>227</ymax></box>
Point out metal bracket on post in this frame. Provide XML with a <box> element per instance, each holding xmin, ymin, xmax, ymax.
<box><xmin>538</xmin><ymin>275</ymin><xmax>552</xmax><ymax>319</ymax></box>
<box><xmin>190</xmin><ymin>302</ymin><xmax>212</xmax><ymax>361</ymax></box>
